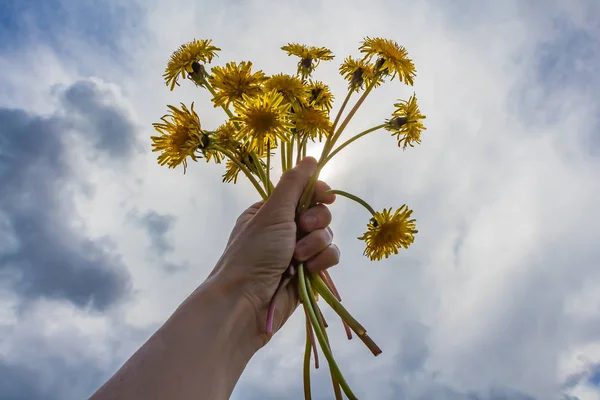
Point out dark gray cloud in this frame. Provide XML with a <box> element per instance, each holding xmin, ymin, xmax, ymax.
<box><xmin>139</xmin><ymin>211</ymin><xmax>175</xmax><ymax>256</ymax></box>
<box><xmin>237</xmin><ymin>372</ymin><xmax>540</xmax><ymax>400</ymax></box>
<box><xmin>59</xmin><ymin>79</ymin><xmax>139</xmax><ymax>159</ymax></box>
<box><xmin>0</xmin><ymin>79</ymin><xmax>138</xmax><ymax>310</ymax></box>
<box><xmin>128</xmin><ymin>209</ymin><xmax>189</xmax><ymax>271</ymax></box>
<box><xmin>0</xmin><ymin>318</ymin><xmax>155</xmax><ymax>400</ymax></box>
<box><xmin>0</xmin><ymin>76</ymin><xmax>148</xmax><ymax>400</ymax></box>
<box><xmin>0</xmin><ymin>357</ymin><xmax>104</xmax><ymax>400</ymax></box>
<box><xmin>0</xmin><ymin>361</ymin><xmax>50</xmax><ymax>400</ymax></box>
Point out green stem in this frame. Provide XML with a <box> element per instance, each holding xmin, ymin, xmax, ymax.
<box><xmin>319</xmin><ymin>76</ymin><xmax>380</xmax><ymax>166</ymax></box>
<box><xmin>266</xmin><ymin>141</ymin><xmax>272</xmax><ymax>196</ymax></box>
<box><xmin>310</xmin><ymin>273</ymin><xmax>367</xmax><ymax>336</ymax></box>
<box><xmin>251</xmin><ymin>152</ymin><xmax>266</xmax><ymax>186</ymax></box>
<box><xmin>287</xmin><ymin>137</ymin><xmax>294</xmax><ymax>170</ymax></box>
<box><xmin>204</xmin><ymin>81</ymin><xmax>236</xmax><ymax>120</ymax></box>
<box><xmin>332</xmin><ymin>78</ymin><xmax>378</xmax><ymax>141</ymax></box>
<box><xmin>250</xmin><ymin>151</ymin><xmax>273</xmax><ymax>194</ymax></box>
<box><xmin>306</xmin><ymin>278</ymin><xmax>342</xmax><ymax>400</ymax></box>
<box><xmin>296</xmin><ymin>134</ymin><xmax>303</xmax><ymax>165</ymax></box>
<box><xmin>311</xmin><ymin>274</ymin><xmax>382</xmax><ymax>356</ymax></box>
<box><xmin>281</xmin><ymin>142</ymin><xmax>288</xmax><ymax>172</ymax></box>
<box><xmin>320</xmin><ymin>271</ymin><xmax>353</xmax><ymax>339</ymax></box>
<box><xmin>320</xmin><ymin>124</ymin><xmax>385</xmax><ymax>167</ymax></box>
<box><xmin>297</xmin><ymin>134</ymin><xmax>310</xmax><ymax>165</ymax></box>
<box><xmin>302</xmin><ymin>135</ymin><xmax>309</xmax><ymax>160</ymax></box>
<box><xmin>298</xmin><ymin>265</ymin><xmax>357</xmax><ymax>400</ymax></box>
<box><xmin>322</xmin><ymin>90</ymin><xmax>353</xmax><ymax>160</ymax></box>
<box><xmin>303</xmin><ymin>314</ymin><xmax>313</xmax><ymax>400</ymax></box>
<box><xmin>325</xmin><ymin>189</ymin><xmax>376</xmax><ymax>216</ymax></box>
<box><xmin>331</xmin><ymin>90</ymin><xmax>353</xmax><ymax>134</ymax></box>
<box><xmin>298</xmin><ymin>175</ymin><xmax>318</xmax><ymax>213</ymax></box>
<box><xmin>307</xmin><ymin>280</ymin><xmax>327</xmax><ymax>333</ymax></box>
<box><xmin>214</xmin><ymin>145</ymin><xmax>267</xmax><ymax>200</ymax></box>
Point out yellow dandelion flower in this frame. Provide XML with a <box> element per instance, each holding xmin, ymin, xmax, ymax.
<box><xmin>339</xmin><ymin>56</ymin><xmax>383</xmax><ymax>92</ymax></box>
<box><xmin>222</xmin><ymin>144</ymin><xmax>265</xmax><ymax>183</ymax></box>
<box><xmin>359</xmin><ymin>37</ymin><xmax>416</xmax><ymax>85</ymax></box>
<box><xmin>385</xmin><ymin>94</ymin><xmax>426</xmax><ymax>149</ymax></box>
<box><xmin>281</xmin><ymin>43</ymin><xmax>334</xmax><ymax>79</ymax></box>
<box><xmin>306</xmin><ymin>80</ymin><xmax>334</xmax><ymax>112</ymax></box>
<box><xmin>223</xmin><ymin>159</ymin><xmax>242</xmax><ymax>183</ymax></box>
<box><xmin>291</xmin><ymin>107</ymin><xmax>332</xmax><ymax>141</ymax></box>
<box><xmin>151</xmin><ymin>103</ymin><xmax>207</xmax><ymax>173</ymax></box>
<box><xmin>214</xmin><ymin>121</ymin><xmax>239</xmax><ymax>150</ymax></box>
<box><xmin>264</xmin><ymin>74</ymin><xmax>308</xmax><ymax>107</ymax></box>
<box><xmin>358</xmin><ymin>205</ymin><xmax>418</xmax><ymax>261</ymax></box>
<box><xmin>232</xmin><ymin>90</ymin><xmax>292</xmax><ymax>155</ymax></box>
<box><xmin>209</xmin><ymin>61</ymin><xmax>268</xmax><ymax>107</ymax></box>
<box><xmin>163</xmin><ymin>39</ymin><xmax>220</xmax><ymax>91</ymax></box>
<box><xmin>201</xmin><ymin>140</ymin><xmax>223</xmax><ymax>164</ymax></box>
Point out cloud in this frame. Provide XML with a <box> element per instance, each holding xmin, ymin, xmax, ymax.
<box><xmin>0</xmin><ymin>299</ymin><xmax>153</xmax><ymax>400</ymax></box>
<box><xmin>1</xmin><ymin>0</ymin><xmax>600</xmax><ymax>399</ymax></box>
<box><xmin>0</xmin><ymin>77</ymin><xmax>150</xmax><ymax>399</ymax></box>
<box><xmin>0</xmin><ymin>78</ymin><xmax>138</xmax><ymax>310</ymax></box>
<box><xmin>59</xmin><ymin>79</ymin><xmax>140</xmax><ymax>160</ymax></box>
<box><xmin>129</xmin><ymin>209</ymin><xmax>177</xmax><ymax>258</ymax></box>
<box><xmin>139</xmin><ymin>211</ymin><xmax>175</xmax><ymax>255</ymax></box>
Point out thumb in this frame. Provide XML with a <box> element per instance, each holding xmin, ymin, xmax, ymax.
<box><xmin>260</xmin><ymin>157</ymin><xmax>318</xmax><ymax>221</ymax></box>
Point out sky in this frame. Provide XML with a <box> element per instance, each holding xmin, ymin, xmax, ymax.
<box><xmin>1</xmin><ymin>0</ymin><xmax>600</xmax><ymax>399</ymax></box>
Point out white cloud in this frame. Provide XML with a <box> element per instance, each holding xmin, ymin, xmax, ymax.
<box><xmin>1</xmin><ymin>0</ymin><xmax>599</xmax><ymax>399</ymax></box>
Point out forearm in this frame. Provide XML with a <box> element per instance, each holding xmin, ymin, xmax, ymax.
<box><xmin>90</xmin><ymin>275</ymin><xmax>260</xmax><ymax>400</ymax></box>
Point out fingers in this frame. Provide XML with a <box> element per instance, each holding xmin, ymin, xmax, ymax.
<box><xmin>298</xmin><ymin>204</ymin><xmax>332</xmax><ymax>232</ymax></box>
<box><xmin>261</xmin><ymin>157</ymin><xmax>318</xmax><ymax>220</ymax></box>
<box><xmin>313</xmin><ymin>180</ymin><xmax>336</xmax><ymax>205</ymax></box>
<box><xmin>305</xmin><ymin>244</ymin><xmax>340</xmax><ymax>273</ymax></box>
<box><xmin>294</xmin><ymin>228</ymin><xmax>333</xmax><ymax>261</ymax></box>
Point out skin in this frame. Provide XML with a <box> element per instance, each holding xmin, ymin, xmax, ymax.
<box><xmin>90</xmin><ymin>157</ymin><xmax>339</xmax><ymax>400</ymax></box>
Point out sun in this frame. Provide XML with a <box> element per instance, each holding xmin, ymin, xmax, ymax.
<box><xmin>303</xmin><ymin>141</ymin><xmax>338</xmax><ymax>181</ymax></box>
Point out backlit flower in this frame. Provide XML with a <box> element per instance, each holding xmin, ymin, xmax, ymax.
<box><xmin>358</xmin><ymin>205</ymin><xmax>418</xmax><ymax>261</ymax></box>
<box><xmin>306</xmin><ymin>80</ymin><xmax>334</xmax><ymax>112</ymax></box>
<box><xmin>209</xmin><ymin>61</ymin><xmax>268</xmax><ymax>107</ymax></box>
<box><xmin>291</xmin><ymin>107</ymin><xmax>332</xmax><ymax>141</ymax></box>
<box><xmin>232</xmin><ymin>90</ymin><xmax>292</xmax><ymax>155</ymax></box>
<box><xmin>222</xmin><ymin>144</ymin><xmax>265</xmax><ymax>183</ymax></box>
<box><xmin>223</xmin><ymin>159</ymin><xmax>242</xmax><ymax>183</ymax></box>
<box><xmin>163</xmin><ymin>39</ymin><xmax>220</xmax><ymax>90</ymax></box>
<box><xmin>281</xmin><ymin>43</ymin><xmax>334</xmax><ymax>79</ymax></box>
<box><xmin>359</xmin><ymin>37</ymin><xmax>416</xmax><ymax>85</ymax></box>
<box><xmin>214</xmin><ymin>121</ymin><xmax>239</xmax><ymax>150</ymax></box>
<box><xmin>385</xmin><ymin>94</ymin><xmax>426</xmax><ymax>149</ymax></box>
<box><xmin>151</xmin><ymin>103</ymin><xmax>207</xmax><ymax>173</ymax></box>
<box><xmin>263</xmin><ymin>74</ymin><xmax>308</xmax><ymax>108</ymax></box>
<box><xmin>339</xmin><ymin>56</ymin><xmax>383</xmax><ymax>92</ymax></box>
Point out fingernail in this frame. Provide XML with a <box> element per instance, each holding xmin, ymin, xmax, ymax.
<box><xmin>303</xmin><ymin>215</ymin><xmax>317</xmax><ymax>230</ymax></box>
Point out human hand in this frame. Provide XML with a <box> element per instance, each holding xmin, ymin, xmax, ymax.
<box><xmin>208</xmin><ymin>157</ymin><xmax>339</xmax><ymax>347</ymax></box>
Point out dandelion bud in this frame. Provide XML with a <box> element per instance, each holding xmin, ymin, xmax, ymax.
<box><xmin>191</xmin><ymin>61</ymin><xmax>201</xmax><ymax>74</ymax></box>
<box><xmin>301</xmin><ymin>57</ymin><xmax>313</xmax><ymax>69</ymax></box>
<box><xmin>351</xmin><ymin>68</ymin><xmax>365</xmax><ymax>89</ymax></box>
<box><xmin>199</xmin><ymin>133</ymin><xmax>210</xmax><ymax>149</ymax></box>
<box><xmin>387</xmin><ymin>116</ymin><xmax>408</xmax><ymax>130</ymax></box>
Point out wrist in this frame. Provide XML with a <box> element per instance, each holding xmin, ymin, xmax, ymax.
<box><xmin>195</xmin><ymin>266</ymin><xmax>265</xmax><ymax>356</ymax></box>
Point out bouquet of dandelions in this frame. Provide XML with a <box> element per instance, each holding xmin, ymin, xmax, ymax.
<box><xmin>151</xmin><ymin>37</ymin><xmax>426</xmax><ymax>399</ymax></box>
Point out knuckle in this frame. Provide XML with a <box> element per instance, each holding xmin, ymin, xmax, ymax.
<box><xmin>326</xmin><ymin>226</ymin><xmax>334</xmax><ymax>239</ymax></box>
<box><xmin>282</xmin><ymin>168</ymin><xmax>301</xmax><ymax>183</ymax></box>
<box><xmin>331</xmin><ymin>244</ymin><xmax>340</xmax><ymax>264</ymax></box>
<box><xmin>318</xmin><ymin>229</ymin><xmax>332</xmax><ymax>247</ymax></box>
<box><xmin>318</xmin><ymin>204</ymin><xmax>332</xmax><ymax>223</ymax></box>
